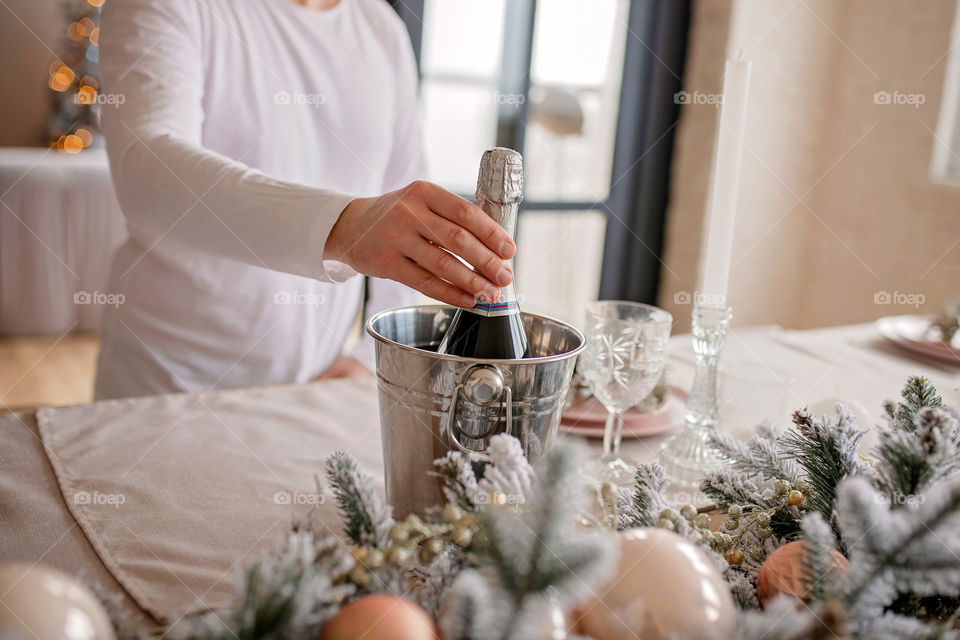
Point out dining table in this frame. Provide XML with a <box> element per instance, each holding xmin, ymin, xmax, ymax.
<box><xmin>2</xmin><ymin>320</ymin><xmax>958</xmax><ymax>629</ymax></box>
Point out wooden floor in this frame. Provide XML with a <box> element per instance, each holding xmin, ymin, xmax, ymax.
<box><xmin>0</xmin><ymin>333</ymin><xmax>99</xmax><ymax>410</ymax></box>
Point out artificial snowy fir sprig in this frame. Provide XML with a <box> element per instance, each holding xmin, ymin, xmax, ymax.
<box><xmin>883</xmin><ymin>375</ymin><xmax>943</xmax><ymax>433</ymax></box>
<box><xmin>432</xmin><ymin>432</ymin><xmax>537</xmax><ymax>510</ymax></box>
<box><xmin>474</xmin><ymin>433</ymin><xmax>536</xmax><ymax>502</ymax></box>
<box><xmin>438</xmin><ymin>440</ymin><xmax>617</xmax><ymax>640</ymax></box>
<box><xmin>616</xmin><ymin>459</ymin><xmax>673</xmax><ymax>529</ymax></box>
<box><xmin>325</xmin><ymin>452</ymin><xmax>394</xmax><ymax>548</ymax></box>
<box><xmin>779</xmin><ymin>403</ymin><xmax>869</xmax><ymax>526</ymax></box>
<box><xmin>838</xmin><ymin>476</ymin><xmax>960</xmax><ymax>621</ymax></box>
<box><xmin>710</xmin><ymin>421</ymin><xmax>803</xmax><ymax>483</ymax></box>
<box><xmin>164</xmin><ymin>528</ymin><xmax>355</xmax><ymax>640</ymax></box>
<box><xmin>433</xmin><ymin>449</ymin><xmax>483</xmax><ymax>508</ymax></box>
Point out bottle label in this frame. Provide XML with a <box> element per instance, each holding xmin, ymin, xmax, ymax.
<box><xmin>469</xmin><ymin>299</ymin><xmax>520</xmax><ymax>318</ymax></box>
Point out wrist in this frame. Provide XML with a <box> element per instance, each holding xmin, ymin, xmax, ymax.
<box><xmin>323</xmin><ymin>197</ymin><xmax>360</xmax><ymax>263</ymax></box>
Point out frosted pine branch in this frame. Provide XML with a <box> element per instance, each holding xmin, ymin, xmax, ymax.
<box><xmin>838</xmin><ymin>477</ymin><xmax>960</xmax><ymax>617</ymax></box>
<box><xmin>884</xmin><ymin>376</ymin><xmax>943</xmax><ymax>433</ymax></box>
<box><xmin>166</xmin><ymin>529</ymin><xmax>355</xmax><ymax>640</ymax></box>
<box><xmin>433</xmin><ymin>449</ymin><xmax>482</xmax><ymax>508</ymax></box>
<box><xmin>619</xmin><ymin>460</ymin><xmax>672</xmax><ymax>528</ymax></box>
<box><xmin>476</xmin><ymin>434</ymin><xmax>536</xmax><ymax>502</ymax></box>
<box><xmin>710</xmin><ymin>422</ymin><xmax>802</xmax><ymax>483</ymax></box>
<box><xmin>800</xmin><ymin>513</ymin><xmax>841</xmax><ymax>601</ymax></box>
<box><xmin>701</xmin><ymin>470</ymin><xmax>778</xmax><ymax>510</ymax></box>
<box><xmin>437</xmin><ymin>570</ymin><xmax>501</xmax><ymax>640</ymax></box>
<box><xmin>325</xmin><ymin>452</ymin><xmax>394</xmax><ymax>548</ymax></box>
<box><xmin>780</xmin><ymin>404</ymin><xmax>868</xmax><ymax>521</ymax></box>
<box><xmin>445</xmin><ymin>440</ymin><xmax>617</xmax><ymax>640</ymax></box>
<box><xmin>735</xmin><ymin>597</ymin><xmax>847</xmax><ymax>640</ymax></box>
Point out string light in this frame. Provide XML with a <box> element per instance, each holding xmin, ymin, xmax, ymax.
<box><xmin>48</xmin><ymin>63</ymin><xmax>75</xmax><ymax>92</ymax></box>
<box><xmin>48</xmin><ymin>0</ymin><xmax>107</xmax><ymax>152</ymax></box>
<box><xmin>76</xmin><ymin>84</ymin><xmax>97</xmax><ymax>104</ymax></box>
<box><xmin>63</xmin><ymin>134</ymin><xmax>84</xmax><ymax>153</ymax></box>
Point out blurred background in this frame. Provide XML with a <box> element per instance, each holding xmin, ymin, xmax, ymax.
<box><xmin>3</xmin><ymin>0</ymin><xmax>960</xmax><ymax>406</ymax></box>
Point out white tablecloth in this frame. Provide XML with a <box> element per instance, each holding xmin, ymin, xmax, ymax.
<box><xmin>0</xmin><ymin>147</ymin><xmax>126</xmax><ymax>335</ymax></box>
<box><xmin>2</xmin><ymin>322</ymin><xmax>958</xmax><ymax>625</ymax></box>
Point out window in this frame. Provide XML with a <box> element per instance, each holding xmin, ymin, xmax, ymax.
<box><xmin>391</xmin><ymin>0</ymin><xmax>691</xmax><ymax>325</ymax></box>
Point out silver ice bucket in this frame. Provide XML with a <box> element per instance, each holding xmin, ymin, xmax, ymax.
<box><xmin>367</xmin><ymin>305</ymin><xmax>585</xmax><ymax>517</ymax></box>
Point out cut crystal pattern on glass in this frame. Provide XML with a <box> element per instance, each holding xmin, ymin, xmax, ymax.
<box><xmin>580</xmin><ymin>301</ymin><xmax>672</xmax><ymax>484</ymax></box>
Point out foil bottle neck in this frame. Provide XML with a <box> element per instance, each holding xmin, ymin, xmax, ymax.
<box><xmin>471</xmin><ymin>147</ymin><xmax>523</xmax><ymax>318</ymax></box>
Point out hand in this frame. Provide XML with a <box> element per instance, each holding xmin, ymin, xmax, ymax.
<box><xmin>314</xmin><ymin>356</ymin><xmax>373</xmax><ymax>380</ymax></box>
<box><xmin>323</xmin><ymin>180</ymin><xmax>516</xmax><ymax>308</ymax></box>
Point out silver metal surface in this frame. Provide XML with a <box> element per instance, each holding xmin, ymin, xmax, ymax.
<box><xmin>477</xmin><ymin>147</ymin><xmax>523</xmax><ymax>204</ymax></box>
<box><xmin>367</xmin><ymin>305</ymin><xmax>585</xmax><ymax>517</ymax></box>
<box><xmin>462</xmin><ymin>365</ymin><xmax>504</xmax><ymax>405</ymax></box>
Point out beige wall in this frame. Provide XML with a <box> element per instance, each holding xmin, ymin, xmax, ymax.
<box><xmin>659</xmin><ymin>0</ymin><xmax>960</xmax><ymax>331</ymax></box>
<box><xmin>0</xmin><ymin>0</ymin><xmax>62</xmax><ymax>146</ymax></box>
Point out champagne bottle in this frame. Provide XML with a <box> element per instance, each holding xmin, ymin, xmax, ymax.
<box><xmin>437</xmin><ymin>147</ymin><xmax>531</xmax><ymax>359</ymax></box>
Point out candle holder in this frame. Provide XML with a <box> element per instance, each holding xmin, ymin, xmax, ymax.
<box><xmin>657</xmin><ymin>302</ymin><xmax>733</xmax><ymax>495</ymax></box>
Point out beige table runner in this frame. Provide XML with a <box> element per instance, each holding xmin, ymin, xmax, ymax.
<box><xmin>0</xmin><ymin>410</ymin><xmax>156</xmax><ymax>629</ymax></box>
<box><xmin>37</xmin><ymin>379</ymin><xmax>383</xmax><ymax>623</ymax></box>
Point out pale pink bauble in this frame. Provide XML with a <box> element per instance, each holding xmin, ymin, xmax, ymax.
<box><xmin>0</xmin><ymin>563</ymin><xmax>116</xmax><ymax>640</ymax></box>
<box><xmin>578</xmin><ymin>528</ymin><xmax>734</xmax><ymax>640</ymax></box>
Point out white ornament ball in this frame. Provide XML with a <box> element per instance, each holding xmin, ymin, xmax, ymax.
<box><xmin>578</xmin><ymin>528</ymin><xmax>735</xmax><ymax>640</ymax></box>
<box><xmin>0</xmin><ymin>564</ymin><xmax>116</xmax><ymax>640</ymax></box>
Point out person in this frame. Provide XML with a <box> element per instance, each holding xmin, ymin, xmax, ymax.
<box><xmin>94</xmin><ymin>0</ymin><xmax>515</xmax><ymax>399</ymax></box>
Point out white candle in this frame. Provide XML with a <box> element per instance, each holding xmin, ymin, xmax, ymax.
<box><xmin>698</xmin><ymin>55</ymin><xmax>751</xmax><ymax>308</ymax></box>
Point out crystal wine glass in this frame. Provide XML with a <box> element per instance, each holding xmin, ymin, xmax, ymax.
<box><xmin>580</xmin><ymin>301</ymin><xmax>673</xmax><ymax>484</ymax></box>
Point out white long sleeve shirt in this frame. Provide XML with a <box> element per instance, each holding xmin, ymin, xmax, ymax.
<box><xmin>94</xmin><ymin>0</ymin><xmax>422</xmax><ymax>399</ymax></box>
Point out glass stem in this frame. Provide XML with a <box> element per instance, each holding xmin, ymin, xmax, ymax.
<box><xmin>602</xmin><ymin>410</ymin><xmax>624</xmax><ymax>458</ymax></box>
<box><xmin>683</xmin><ymin>304</ymin><xmax>733</xmax><ymax>432</ymax></box>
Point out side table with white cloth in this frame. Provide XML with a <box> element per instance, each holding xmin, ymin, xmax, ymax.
<box><xmin>1</xmin><ymin>322</ymin><xmax>958</xmax><ymax>626</ymax></box>
<box><xmin>0</xmin><ymin>147</ymin><xmax>127</xmax><ymax>335</ymax></box>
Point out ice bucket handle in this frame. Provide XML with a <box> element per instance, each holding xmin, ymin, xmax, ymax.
<box><xmin>442</xmin><ymin>365</ymin><xmax>514</xmax><ymax>454</ymax></box>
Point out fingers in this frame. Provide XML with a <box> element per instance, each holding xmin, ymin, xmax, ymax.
<box><xmin>405</xmin><ymin>238</ymin><xmax>501</xmax><ymax>303</ymax></box>
<box><xmin>392</xmin><ymin>258</ymin><xmax>477</xmax><ymax>308</ymax></box>
<box><xmin>410</xmin><ymin>212</ymin><xmax>513</xmax><ymax>288</ymax></box>
<box><xmin>417</xmin><ymin>182</ymin><xmax>516</xmax><ymax>260</ymax></box>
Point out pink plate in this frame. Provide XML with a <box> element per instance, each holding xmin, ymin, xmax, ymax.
<box><xmin>560</xmin><ymin>387</ymin><xmax>686</xmax><ymax>439</ymax></box>
<box><xmin>875</xmin><ymin>315</ymin><xmax>960</xmax><ymax>366</ymax></box>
